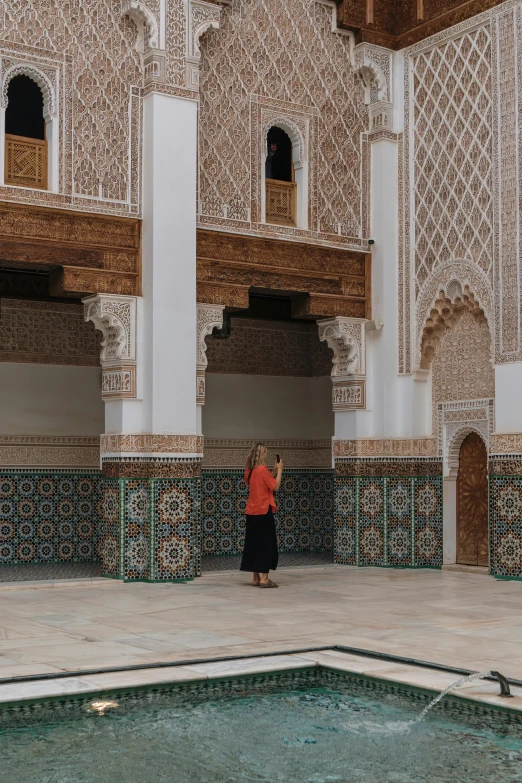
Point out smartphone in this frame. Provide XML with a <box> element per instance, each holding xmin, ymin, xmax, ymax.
<box><xmin>276</xmin><ymin>454</ymin><xmax>281</xmax><ymax>464</ymax></box>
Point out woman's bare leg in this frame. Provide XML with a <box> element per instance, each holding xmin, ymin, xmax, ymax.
<box><xmin>260</xmin><ymin>572</ymin><xmax>269</xmax><ymax>584</ymax></box>
<box><xmin>252</xmin><ymin>571</ymin><xmax>260</xmax><ymax>585</ymax></box>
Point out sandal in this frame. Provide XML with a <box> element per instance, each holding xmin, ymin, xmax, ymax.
<box><xmin>259</xmin><ymin>579</ymin><xmax>279</xmax><ymax>588</ymax></box>
<box><xmin>251</xmin><ymin>580</ymin><xmax>260</xmax><ymax>587</ymax></box>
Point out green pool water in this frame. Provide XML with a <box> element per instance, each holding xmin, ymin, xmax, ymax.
<box><xmin>1</xmin><ymin>683</ymin><xmax>521</xmax><ymax>782</ymax></box>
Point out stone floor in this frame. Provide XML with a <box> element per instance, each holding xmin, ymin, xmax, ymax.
<box><xmin>0</xmin><ymin>562</ymin><xmax>102</xmax><ymax>582</ymax></box>
<box><xmin>0</xmin><ymin>565</ymin><xmax>520</xmax><ymax>683</ymax></box>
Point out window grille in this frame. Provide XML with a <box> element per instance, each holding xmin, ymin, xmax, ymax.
<box><xmin>5</xmin><ymin>134</ymin><xmax>47</xmax><ymax>189</ymax></box>
<box><xmin>266</xmin><ymin>179</ymin><xmax>297</xmax><ymax>226</ymax></box>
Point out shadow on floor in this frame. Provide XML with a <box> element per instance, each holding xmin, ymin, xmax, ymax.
<box><xmin>202</xmin><ymin>551</ymin><xmax>334</xmax><ymax>572</ymax></box>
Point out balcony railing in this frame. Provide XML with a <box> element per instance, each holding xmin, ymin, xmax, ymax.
<box><xmin>5</xmin><ymin>134</ymin><xmax>47</xmax><ymax>190</ymax></box>
<box><xmin>266</xmin><ymin>178</ymin><xmax>297</xmax><ymax>226</ymax></box>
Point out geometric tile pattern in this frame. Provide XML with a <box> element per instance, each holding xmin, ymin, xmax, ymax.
<box><xmin>99</xmin><ymin>478</ymin><xmax>201</xmax><ymax>583</ymax></box>
<box><xmin>201</xmin><ymin>470</ymin><xmax>334</xmax><ymax>557</ymax></box>
<box><xmin>489</xmin><ymin>475</ymin><xmax>522</xmax><ymax>578</ymax></box>
<box><xmin>0</xmin><ymin>472</ymin><xmax>100</xmax><ymax>566</ymax></box>
<box><xmin>335</xmin><ymin>474</ymin><xmax>443</xmax><ymax>568</ymax></box>
<box><xmin>154</xmin><ymin>479</ymin><xmax>200</xmax><ymax>581</ymax></box>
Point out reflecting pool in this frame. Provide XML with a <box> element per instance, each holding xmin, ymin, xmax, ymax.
<box><xmin>1</xmin><ymin>685</ymin><xmax>521</xmax><ymax>782</ymax></box>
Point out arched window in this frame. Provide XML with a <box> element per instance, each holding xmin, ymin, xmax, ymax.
<box><xmin>4</xmin><ymin>75</ymin><xmax>47</xmax><ymax>189</ymax></box>
<box><xmin>265</xmin><ymin>126</ymin><xmax>296</xmax><ymax>226</ymax></box>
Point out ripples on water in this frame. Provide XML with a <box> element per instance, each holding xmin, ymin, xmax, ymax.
<box><xmin>1</xmin><ymin>688</ymin><xmax>521</xmax><ymax>782</ymax></box>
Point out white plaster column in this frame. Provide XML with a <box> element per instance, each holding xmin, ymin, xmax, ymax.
<box><xmin>494</xmin><ymin>363</ymin><xmax>522</xmax><ymax>433</ymax></box>
<box><xmin>443</xmin><ymin>476</ymin><xmax>457</xmax><ymax>564</ymax></box>
<box><xmin>142</xmin><ymin>90</ymin><xmax>198</xmax><ymax>438</ymax></box>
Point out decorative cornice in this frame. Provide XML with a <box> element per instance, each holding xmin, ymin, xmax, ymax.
<box><xmin>101</xmin><ymin>434</ymin><xmax>204</xmax><ymax>458</ymax></box>
<box><xmin>333</xmin><ymin>438</ymin><xmax>438</xmax><ymax>459</ymax></box>
<box><xmin>0</xmin><ymin>436</ymin><xmax>100</xmax><ymax>468</ymax></box>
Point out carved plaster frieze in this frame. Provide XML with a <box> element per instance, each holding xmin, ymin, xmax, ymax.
<box><xmin>0</xmin><ymin>436</ymin><xmax>100</xmax><ymax>468</ymax></box>
<box><xmin>100</xmin><ymin>434</ymin><xmax>204</xmax><ymax>458</ymax></box>
<box><xmin>490</xmin><ymin>433</ymin><xmax>522</xmax><ymax>455</ymax></box>
<box><xmin>333</xmin><ymin>438</ymin><xmax>438</xmax><ymax>459</ymax></box>
<box><xmin>202</xmin><ymin>438</ymin><xmax>332</xmax><ymax>469</ymax></box>
<box><xmin>332</xmin><ymin>380</ymin><xmax>366</xmax><ymax>410</ymax></box>
<box><xmin>83</xmin><ymin>294</ymin><xmax>139</xmax><ymax>401</ymax></box>
<box><xmin>196</xmin><ymin>302</ymin><xmax>225</xmax><ymax>405</ymax></box>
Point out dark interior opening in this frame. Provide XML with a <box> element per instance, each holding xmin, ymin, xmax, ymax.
<box><xmin>265</xmin><ymin>126</ymin><xmax>292</xmax><ymax>183</ymax></box>
<box><xmin>5</xmin><ymin>75</ymin><xmax>45</xmax><ymax>140</ymax></box>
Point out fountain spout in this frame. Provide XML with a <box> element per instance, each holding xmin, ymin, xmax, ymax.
<box><xmin>489</xmin><ymin>671</ymin><xmax>513</xmax><ymax>698</ymax></box>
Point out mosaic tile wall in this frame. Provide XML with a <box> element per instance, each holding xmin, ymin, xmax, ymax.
<box><xmin>489</xmin><ymin>465</ymin><xmax>522</xmax><ymax>578</ymax></box>
<box><xmin>334</xmin><ymin>475</ymin><xmax>443</xmax><ymax>568</ymax></box>
<box><xmin>0</xmin><ymin>472</ymin><xmax>101</xmax><ymax>566</ymax></box>
<box><xmin>201</xmin><ymin>470</ymin><xmax>334</xmax><ymax>558</ymax></box>
<box><xmin>99</xmin><ymin>478</ymin><xmax>201</xmax><ymax>582</ymax></box>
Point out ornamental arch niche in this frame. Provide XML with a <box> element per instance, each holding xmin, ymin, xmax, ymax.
<box><xmin>1</xmin><ymin>66</ymin><xmax>59</xmax><ymax>192</ymax></box>
<box><xmin>418</xmin><ymin>278</ymin><xmax>492</xmax><ymax>371</ymax></box>
<box><xmin>418</xmin><ymin>268</ymin><xmax>494</xmax><ymax>568</ymax></box>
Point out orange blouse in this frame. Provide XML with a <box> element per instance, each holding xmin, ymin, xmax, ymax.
<box><xmin>244</xmin><ymin>466</ymin><xmax>277</xmax><ymax>515</ymax></box>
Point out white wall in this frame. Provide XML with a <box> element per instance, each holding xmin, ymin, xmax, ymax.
<box><xmin>0</xmin><ymin>363</ymin><xmax>104</xmax><ymax>435</ymax></box>
<box><xmin>203</xmin><ymin>374</ymin><xmax>333</xmax><ymax>440</ymax></box>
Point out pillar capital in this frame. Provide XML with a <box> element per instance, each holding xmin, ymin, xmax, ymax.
<box><xmin>83</xmin><ymin>294</ymin><xmax>140</xmax><ymax>400</ymax></box>
<box><xmin>196</xmin><ymin>302</ymin><xmax>224</xmax><ymax>405</ymax></box>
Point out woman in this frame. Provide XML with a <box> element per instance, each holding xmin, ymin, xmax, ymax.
<box><xmin>240</xmin><ymin>442</ymin><xmax>283</xmax><ymax>588</ymax></box>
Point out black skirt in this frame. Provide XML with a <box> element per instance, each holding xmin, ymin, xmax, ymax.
<box><xmin>240</xmin><ymin>508</ymin><xmax>279</xmax><ymax>573</ymax></box>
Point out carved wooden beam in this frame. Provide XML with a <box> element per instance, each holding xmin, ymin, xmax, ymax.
<box><xmin>196</xmin><ymin>229</ymin><xmax>370</xmax><ymax>318</ymax></box>
<box><xmin>0</xmin><ymin>201</ymin><xmax>140</xmax><ymax>297</ymax></box>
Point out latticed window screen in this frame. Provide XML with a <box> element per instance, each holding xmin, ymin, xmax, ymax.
<box><xmin>266</xmin><ymin>179</ymin><xmax>297</xmax><ymax>226</ymax></box>
<box><xmin>5</xmin><ymin>134</ymin><xmax>47</xmax><ymax>189</ymax></box>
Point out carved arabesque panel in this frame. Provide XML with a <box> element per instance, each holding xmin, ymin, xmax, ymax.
<box><xmin>431</xmin><ymin>310</ymin><xmax>495</xmax><ymax>441</ymax></box>
<box><xmin>198</xmin><ymin>0</ymin><xmax>368</xmax><ymax>243</ymax></box>
<box><xmin>2</xmin><ymin>1</ymin><xmax>142</xmax><ymax>214</ymax></box>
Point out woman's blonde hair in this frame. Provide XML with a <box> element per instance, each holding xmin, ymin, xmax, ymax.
<box><xmin>245</xmin><ymin>442</ymin><xmax>268</xmax><ymax>471</ymax></box>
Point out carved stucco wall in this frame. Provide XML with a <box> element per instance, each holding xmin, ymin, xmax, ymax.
<box><xmin>431</xmin><ymin>310</ymin><xmax>495</xmax><ymax>437</ymax></box>
<box><xmin>0</xmin><ymin>299</ymin><xmax>101</xmax><ymax>366</ymax></box>
<box><xmin>400</xmin><ymin>1</ymin><xmax>522</xmax><ymax>372</ymax></box>
<box><xmin>205</xmin><ymin>317</ymin><xmax>332</xmax><ymax>377</ymax></box>
<box><xmin>198</xmin><ymin>0</ymin><xmax>368</xmax><ymax>245</ymax></box>
<box><xmin>1</xmin><ymin>0</ymin><xmax>144</xmax><ymax>214</ymax></box>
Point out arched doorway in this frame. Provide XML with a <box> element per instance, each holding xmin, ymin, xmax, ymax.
<box><xmin>456</xmin><ymin>432</ymin><xmax>488</xmax><ymax>566</ymax></box>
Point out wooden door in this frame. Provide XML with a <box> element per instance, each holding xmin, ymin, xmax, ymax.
<box><xmin>457</xmin><ymin>432</ymin><xmax>489</xmax><ymax>566</ymax></box>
